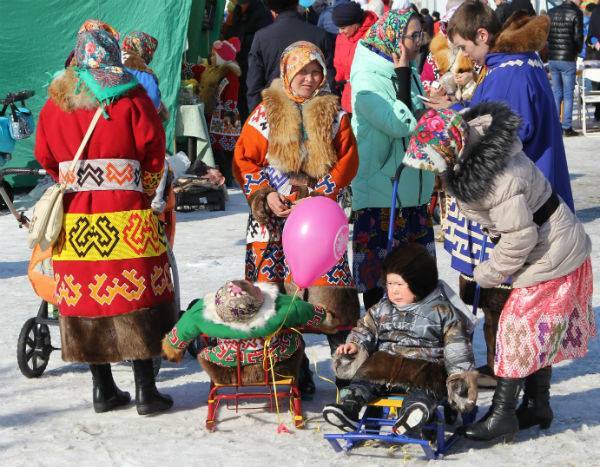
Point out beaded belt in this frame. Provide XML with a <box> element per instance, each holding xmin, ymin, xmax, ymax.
<box><xmin>59</xmin><ymin>158</ymin><xmax>143</xmax><ymax>193</ymax></box>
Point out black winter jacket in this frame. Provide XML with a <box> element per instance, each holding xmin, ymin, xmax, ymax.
<box><xmin>495</xmin><ymin>2</ymin><xmax>513</xmax><ymax>26</ymax></box>
<box><xmin>246</xmin><ymin>11</ymin><xmax>334</xmax><ymax>113</ymax></box>
<box><xmin>547</xmin><ymin>1</ymin><xmax>584</xmax><ymax>61</ymax></box>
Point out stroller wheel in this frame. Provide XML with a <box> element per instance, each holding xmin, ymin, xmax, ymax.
<box><xmin>17</xmin><ymin>317</ymin><xmax>52</xmax><ymax>378</ymax></box>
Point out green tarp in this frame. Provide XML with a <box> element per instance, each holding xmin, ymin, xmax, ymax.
<box><xmin>0</xmin><ymin>0</ymin><xmax>192</xmax><ymax>187</ymax></box>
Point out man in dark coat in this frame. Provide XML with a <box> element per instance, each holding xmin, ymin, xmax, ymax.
<box><xmin>246</xmin><ymin>0</ymin><xmax>335</xmax><ymax>113</ymax></box>
<box><xmin>223</xmin><ymin>0</ymin><xmax>273</xmax><ymax>122</ymax></box>
<box><xmin>548</xmin><ymin>0</ymin><xmax>584</xmax><ymax>136</ymax></box>
<box><xmin>494</xmin><ymin>0</ymin><xmax>513</xmax><ymax>25</ymax></box>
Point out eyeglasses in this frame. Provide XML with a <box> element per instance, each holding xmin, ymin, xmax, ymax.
<box><xmin>402</xmin><ymin>31</ymin><xmax>424</xmax><ymax>42</ymax></box>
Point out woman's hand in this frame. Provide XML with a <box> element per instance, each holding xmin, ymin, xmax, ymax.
<box><xmin>428</xmin><ymin>85</ymin><xmax>447</xmax><ymax>98</ymax></box>
<box><xmin>425</xmin><ymin>94</ymin><xmax>454</xmax><ymax>110</ymax></box>
<box><xmin>392</xmin><ymin>42</ymin><xmax>410</xmax><ymax>69</ymax></box>
<box><xmin>336</xmin><ymin>342</ymin><xmax>359</xmax><ymax>355</ymax></box>
<box><xmin>266</xmin><ymin>191</ymin><xmax>292</xmax><ymax>217</ymax></box>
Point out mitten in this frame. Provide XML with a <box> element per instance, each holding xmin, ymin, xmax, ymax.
<box><xmin>446</xmin><ymin>370</ymin><xmax>478</xmax><ymax>413</ymax></box>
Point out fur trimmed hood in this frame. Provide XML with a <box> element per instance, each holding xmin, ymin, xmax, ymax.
<box><xmin>201</xmin><ymin>282</ymin><xmax>280</xmax><ymax>332</ymax></box>
<box><xmin>446</xmin><ymin>102</ymin><xmax>522</xmax><ymax>203</ymax></box>
<box><xmin>490</xmin><ymin>12</ymin><xmax>550</xmax><ymax>54</ymax></box>
<box><xmin>48</xmin><ymin>68</ymin><xmax>99</xmax><ymax>112</ymax></box>
<box><xmin>261</xmin><ymin>79</ymin><xmax>341</xmax><ymax>180</ymax></box>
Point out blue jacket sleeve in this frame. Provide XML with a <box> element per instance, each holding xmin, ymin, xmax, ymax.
<box><xmin>128</xmin><ymin>69</ymin><xmax>161</xmax><ymax>110</ymax></box>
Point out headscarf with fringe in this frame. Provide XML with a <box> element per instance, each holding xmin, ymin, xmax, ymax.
<box><xmin>361</xmin><ymin>8</ymin><xmax>419</xmax><ymax>59</ymax></box>
<box><xmin>74</xmin><ymin>29</ymin><xmax>138</xmax><ymax>106</ymax></box>
<box><xmin>279</xmin><ymin>41</ymin><xmax>328</xmax><ymax>104</ymax></box>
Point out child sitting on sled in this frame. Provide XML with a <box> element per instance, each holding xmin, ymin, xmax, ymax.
<box><xmin>323</xmin><ymin>244</ymin><xmax>478</xmax><ymax>435</ymax></box>
<box><xmin>162</xmin><ymin>280</ymin><xmax>338</xmax><ymax>385</ymax></box>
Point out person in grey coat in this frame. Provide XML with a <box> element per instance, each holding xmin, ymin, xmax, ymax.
<box><xmin>323</xmin><ymin>244</ymin><xmax>477</xmax><ymax>434</ymax></box>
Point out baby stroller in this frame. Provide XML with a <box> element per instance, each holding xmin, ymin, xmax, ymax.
<box><xmin>324</xmin><ymin>164</ymin><xmax>478</xmax><ymax>459</ymax></box>
<box><xmin>10</xmin><ymin>170</ymin><xmax>177</xmax><ymax>377</ymax></box>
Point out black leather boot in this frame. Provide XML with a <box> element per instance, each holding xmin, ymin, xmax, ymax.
<box><xmin>89</xmin><ymin>364</ymin><xmax>131</xmax><ymax>413</ymax></box>
<box><xmin>516</xmin><ymin>366</ymin><xmax>553</xmax><ymax>430</ymax></box>
<box><xmin>463</xmin><ymin>377</ymin><xmax>523</xmax><ymax>442</ymax></box>
<box><xmin>132</xmin><ymin>359</ymin><xmax>173</xmax><ymax>415</ymax></box>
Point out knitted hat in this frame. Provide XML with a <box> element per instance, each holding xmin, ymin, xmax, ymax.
<box><xmin>332</xmin><ymin>2</ymin><xmax>364</xmax><ymax>27</ymax></box>
<box><xmin>214</xmin><ymin>280</ymin><xmax>265</xmax><ymax>323</ymax></box>
<box><xmin>213</xmin><ymin>38</ymin><xmax>241</xmax><ymax>63</ymax></box>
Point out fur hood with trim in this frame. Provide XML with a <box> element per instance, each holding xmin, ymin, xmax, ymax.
<box><xmin>261</xmin><ymin>79</ymin><xmax>341</xmax><ymax>180</ymax></box>
<box><xmin>446</xmin><ymin>102</ymin><xmax>522</xmax><ymax>204</ymax></box>
<box><xmin>202</xmin><ymin>282</ymin><xmax>280</xmax><ymax>332</ymax></box>
<box><xmin>48</xmin><ymin>68</ymin><xmax>99</xmax><ymax>112</ymax></box>
<box><xmin>490</xmin><ymin>11</ymin><xmax>550</xmax><ymax>54</ymax></box>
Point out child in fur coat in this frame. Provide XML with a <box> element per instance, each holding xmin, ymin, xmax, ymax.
<box><xmin>162</xmin><ymin>280</ymin><xmax>338</xmax><ymax>385</ymax></box>
<box><xmin>323</xmin><ymin>244</ymin><xmax>477</xmax><ymax>434</ymax></box>
<box><xmin>402</xmin><ymin>103</ymin><xmax>594</xmax><ymax>442</ymax></box>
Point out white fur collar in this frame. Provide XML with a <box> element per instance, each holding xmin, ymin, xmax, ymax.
<box><xmin>202</xmin><ymin>282</ymin><xmax>280</xmax><ymax>331</ymax></box>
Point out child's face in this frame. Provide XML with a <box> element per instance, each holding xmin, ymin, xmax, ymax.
<box><xmin>386</xmin><ymin>273</ymin><xmax>416</xmax><ymax>306</ymax></box>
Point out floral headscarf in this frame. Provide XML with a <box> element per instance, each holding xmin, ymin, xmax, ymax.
<box><xmin>74</xmin><ymin>29</ymin><xmax>137</xmax><ymax>105</ymax></box>
<box><xmin>279</xmin><ymin>41</ymin><xmax>327</xmax><ymax>104</ymax></box>
<box><xmin>361</xmin><ymin>9</ymin><xmax>418</xmax><ymax>59</ymax></box>
<box><xmin>403</xmin><ymin>109</ymin><xmax>469</xmax><ymax>174</ymax></box>
<box><xmin>78</xmin><ymin>19</ymin><xmax>120</xmax><ymax>40</ymax></box>
<box><xmin>122</xmin><ymin>31</ymin><xmax>159</xmax><ymax>65</ymax></box>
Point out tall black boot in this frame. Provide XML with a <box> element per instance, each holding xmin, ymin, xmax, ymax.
<box><xmin>516</xmin><ymin>366</ymin><xmax>553</xmax><ymax>430</ymax></box>
<box><xmin>89</xmin><ymin>364</ymin><xmax>131</xmax><ymax>413</ymax></box>
<box><xmin>463</xmin><ymin>377</ymin><xmax>523</xmax><ymax>442</ymax></box>
<box><xmin>132</xmin><ymin>359</ymin><xmax>173</xmax><ymax>415</ymax></box>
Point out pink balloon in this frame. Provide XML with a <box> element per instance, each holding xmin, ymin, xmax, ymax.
<box><xmin>282</xmin><ymin>197</ymin><xmax>349</xmax><ymax>288</ymax></box>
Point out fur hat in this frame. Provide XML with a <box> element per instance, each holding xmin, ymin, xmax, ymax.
<box><xmin>214</xmin><ymin>280</ymin><xmax>265</xmax><ymax>323</ymax></box>
<box><xmin>213</xmin><ymin>37</ymin><xmax>241</xmax><ymax>63</ymax></box>
<box><xmin>382</xmin><ymin>243</ymin><xmax>438</xmax><ymax>301</ymax></box>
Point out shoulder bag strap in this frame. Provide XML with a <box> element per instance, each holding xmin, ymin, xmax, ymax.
<box><xmin>63</xmin><ymin>106</ymin><xmax>104</xmax><ymax>186</ymax></box>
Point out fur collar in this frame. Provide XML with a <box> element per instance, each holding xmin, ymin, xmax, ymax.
<box><xmin>490</xmin><ymin>12</ymin><xmax>550</xmax><ymax>54</ymax></box>
<box><xmin>48</xmin><ymin>68</ymin><xmax>98</xmax><ymax>112</ymax></box>
<box><xmin>446</xmin><ymin>102</ymin><xmax>521</xmax><ymax>203</ymax></box>
<box><xmin>261</xmin><ymin>79</ymin><xmax>340</xmax><ymax>179</ymax></box>
<box><xmin>201</xmin><ymin>282</ymin><xmax>280</xmax><ymax>332</ymax></box>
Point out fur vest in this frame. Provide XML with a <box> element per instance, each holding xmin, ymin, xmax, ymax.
<box><xmin>261</xmin><ymin>79</ymin><xmax>340</xmax><ymax>180</ymax></box>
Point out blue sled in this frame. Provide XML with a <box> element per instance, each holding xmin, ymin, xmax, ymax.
<box><xmin>324</xmin><ymin>396</ymin><xmax>477</xmax><ymax>460</ymax></box>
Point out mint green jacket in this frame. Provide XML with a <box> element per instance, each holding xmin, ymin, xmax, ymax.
<box><xmin>350</xmin><ymin>42</ymin><xmax>434</xmax><ymax>210</ymax></box>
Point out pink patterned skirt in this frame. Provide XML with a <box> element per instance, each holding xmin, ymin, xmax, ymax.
<box><xmin>495</xmin><ymin>258</ymin><xmax>595</xmax><ymax>378</ymax></box>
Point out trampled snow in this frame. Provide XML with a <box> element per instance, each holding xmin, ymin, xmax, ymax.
<box><xmin>0</xmin><ymin>137</ymin><xmax>598</xmax><ymax>466</ymax></box>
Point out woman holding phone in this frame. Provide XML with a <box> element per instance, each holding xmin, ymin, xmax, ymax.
<box><xmin>349</xmin><ymin>9</ymin><xmax>436</xmax><ymax>310</ymax></box>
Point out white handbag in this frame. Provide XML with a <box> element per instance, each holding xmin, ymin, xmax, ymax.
<box><xmin>27</xmin><ymin>107</ymin><xmax>103</xmax><ymax>250</ymax></box>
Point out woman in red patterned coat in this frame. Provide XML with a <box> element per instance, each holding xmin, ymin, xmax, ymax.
<box><xmin>34</xmin><ymin>28</ymin><xmax>176</xmax><ymax>415</ymax></box>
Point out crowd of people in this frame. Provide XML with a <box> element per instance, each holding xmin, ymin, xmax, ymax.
<box><xmin>31</xmin><ymin>0</ymin><xmax>597</xmax><ymax>451</ymax></box>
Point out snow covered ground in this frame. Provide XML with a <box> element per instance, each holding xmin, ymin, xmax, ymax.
<box><xmin>1</xmin><ymin>136</ymin><xmax>599</xmax><ymax>466</ymax></box>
